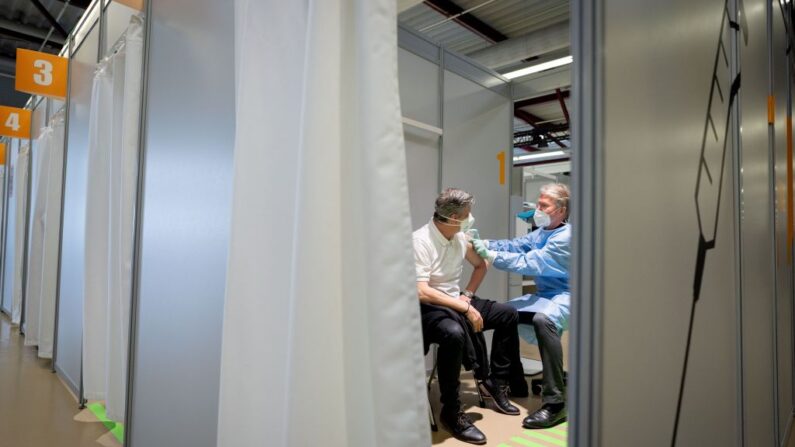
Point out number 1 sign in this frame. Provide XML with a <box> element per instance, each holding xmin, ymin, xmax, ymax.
<box><xmin>15</xmin><ymin>49</ymin><xmax>68</xmax><ymax>99</ymax></box>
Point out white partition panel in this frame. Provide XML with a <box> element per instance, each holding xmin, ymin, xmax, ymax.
<box><xmin>399</xmin><ymin>48</ymin><xmax>440</xmax><ymax>230</ymax></box>
<box><xmin>442</xmin><ymin>70</ymin><xmax>511</xmax><ymax>302</ymax></box>
<box><xmin>739</xmin><ymin>0</ymin><xmax>777</xmax><ymax>444</ymax></box>
<box><xmin>23</xmin><ymin>99</ymin><xmax>46</xmax><ymax>338</ymax></box>
<box><xmin>1</xmin><ymin>139</ymin><xmax>19</xmax><ymax>315</ymax></box>
<box><xmin>126</xmin><ymin>0</ymin><xmax>234</xmax><ymax>445</ymax></box>
<box><xmin>55</xmin><ymin>22</ymin><xmax>99</xmax><ymax>395</ymax></box>
<box><xmin>601</xmin><ymin>0</ymin><xmax>741</xmax><ymax>445</ymax></box>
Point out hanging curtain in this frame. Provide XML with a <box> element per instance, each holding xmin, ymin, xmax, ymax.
<box><xmin>216</xmin><ymin>1</ymin><xmax>428</xmax><ymax>446</ymax></box>
<box><xmin>83</xmin><ymin>15</ymin><xmax>144</xmax><ymax>423</ymax></box>
<box><xmin>23</xmin><ymin>111</ymin><xmax>66</xmax><ymax>358</ymax></box>
<box><xmin>11</xmin><ymin>143</ymin><xmax>30</xmax><ymax>326</ymax></box>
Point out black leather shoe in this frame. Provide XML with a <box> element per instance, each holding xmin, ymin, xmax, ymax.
<box><xmin>523</xmin><ymin>405</ymin><xmax>567</xmax><ymax>429</ymax></box>
<box><xmin>480</xmin><ymin>380</ymin><xmax>520</xmax><ymax>415</ymax></box>
<box><xmin>440</xmin><ymin>410</ymin><xmax>487</xmax><ymax>445</ymax></box>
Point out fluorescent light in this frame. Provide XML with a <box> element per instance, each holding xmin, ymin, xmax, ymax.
<box><xmin>513</xmin><ymin>150</ymin><xmax>566</xmax><ymax>162</ymax></box>
<box><xmin>503</xmin><ymin>56</ymin><xmax>573</xmax><ymax>80</ymax></box>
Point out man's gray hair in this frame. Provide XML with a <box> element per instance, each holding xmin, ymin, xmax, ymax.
<box><xmin>540</xmin><ymin>183</ymin><xmax>570</xmax><ymax>218</ymax></box>
<box><xmin>434</xmin><ymin>188</ymin><xmax>474</xmax><ymax>222</ymax></box>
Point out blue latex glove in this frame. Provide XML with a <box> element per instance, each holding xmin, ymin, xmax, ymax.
<box><xmin>465</xmin><ymin>229</ymin><xmax>480</xmax><ymax>241</ymax></box>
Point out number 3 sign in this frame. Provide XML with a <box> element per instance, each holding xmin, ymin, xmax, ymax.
<box><xmin>0</xmin><ymin>106</ymin><xmax>31</xmax><ymax>139</ymax></box>
<box><xmin>15</xmin><ymin>49</ymin><xmax>67</xmax><ymax>99</ymax></box>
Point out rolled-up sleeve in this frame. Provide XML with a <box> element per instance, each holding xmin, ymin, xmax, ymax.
<box><xmin>413</xmin><ymin>239</ymin><xmax>433</xmax><ymax>282</ymax></box>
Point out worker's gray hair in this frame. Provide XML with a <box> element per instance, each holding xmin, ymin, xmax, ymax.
<box><xmin>434</xmin><ymin>188</ymin><xmax>474</xmax><ymax>223</ymax></box>
<box><xmin>540</xmin><ymin>183</ymin><xmax>570</xmax><ymax>218</ymax></box>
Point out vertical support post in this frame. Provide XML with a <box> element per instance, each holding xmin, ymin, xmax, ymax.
<box><xmin>570</xmin><ymin>0</ymin><xmax>603</xmax><ymax>445</ymax></box>
<box><xmin>124</xmin><ymin>0</ymin><xmax>153</xmax><ymax>444</ymax></box>
<box><xmin>0</xmin><ymin>137</ymin><xmax>10</xmax><ymax>315</ymax></box>
<box><xmin>729</xmin><ymin>0</ymin><xmax>746</xmax><ymax>444</ymax></box>
<box><xmin>767</xmin><ymin>0</ymin><xmax>782</xmax><ymax>443</ymax></box>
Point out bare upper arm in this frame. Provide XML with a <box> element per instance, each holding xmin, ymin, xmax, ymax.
<box><xmin>465</xmin><ymin>242</ymin><xmax>486</xmax><ymax>268</ymax></box>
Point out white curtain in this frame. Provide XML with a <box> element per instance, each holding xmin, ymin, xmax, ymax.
<box><xmin>11</xmin><ymin>143</ymin><xmax>30</xmax><ymax>325</ymax></box>
<box><xmin>216</xmin><ymin>1</ymin><xmax>428</xmax><ymax>446</ymax></box>
<box><xmin>83</xmin><ymin>15</ymin><xmax>143</xmax><ymax>422</ymax></box>
<box><xmin>22</xmin><ymin>112</ymin><xmax>65</xmax><ymax>358</ymax></box>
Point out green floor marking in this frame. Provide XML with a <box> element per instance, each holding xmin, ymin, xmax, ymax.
<box><xmin>546</xmin><ymin>427</ymin><xmax>568</xmax><ymax>438</ymax></box>
<box><xmin>511</xmin><ymin>436</ymin><xmax>547</xmax><ymax>447</ymax></box>
<box><xmin>87</xmin><ymin>402</ymin><xmax>125</xmax><ymax>444</ymax></box>
<box><xmin>524</xmin><ymin>430</ymin><xmax>566</xmax><ymax>446</ymax></box>
<box><xmin>498</xmin><ymin>444</ymin><xmax>514</xmax><ymax>447</ymax></box>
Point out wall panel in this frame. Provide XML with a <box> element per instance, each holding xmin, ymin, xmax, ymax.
<box><xmin>601</xmin><ymin>0</ymin><xmax>740</xmax><ymax>445</ymax></box>
<box><xmin>442</xmin><ymin>70</ymin><xmax>511</xmax><ymax>302</ymax></box>
<box><xmin>126</xmin><ymin>0</ymin><xmax>234</xmax><ymax>445</ymax></box>
<box><xmin>54</xmin><ymin>23</ymin><xmax>99</xmax><ymax>395</ymax></box>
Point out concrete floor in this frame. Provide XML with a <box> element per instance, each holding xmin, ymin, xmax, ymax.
<box><xmin>0</xmin><ymin>312</ymin><xmax>109</xmax><ymax>447</ymax></box>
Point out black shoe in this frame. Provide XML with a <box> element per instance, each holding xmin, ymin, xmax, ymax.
<box><xmin>480</xmin><ymin>379</ymin><xmax>520</xmax><ymax>415</ymax></box>
<box><xmin>523</xmin><ymin>404</ymin><xmax>567</xmax><ymax>429</ymax></box>
<box><xmin>508</xmin><ymin>378</ymin><xmax>529</xmax><ymax>398</ymax></box>
<box><xmin>440</xmin><ymin>410</ymin><xmax>487</xmax><ymax>445</ymax></box>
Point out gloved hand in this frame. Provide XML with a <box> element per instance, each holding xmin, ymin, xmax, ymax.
<box><xmin>472</xmin><ymin>239</ymin><xmax>496</xmax><ymax>262</ymax></box>
<box><xmin>464</xmin><ymin>229</ymin><xmax>480</xmax><ymax>241</ymax></box>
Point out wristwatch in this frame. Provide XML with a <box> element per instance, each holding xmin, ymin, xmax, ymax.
<box><xmin>461</xmin><ymin>290</ymin><xmax>474</xmax><ymax>298</ymax></box>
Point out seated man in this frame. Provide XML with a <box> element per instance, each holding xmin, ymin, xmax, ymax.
<box><xmin>414</xmin><ymin>188</ymin><xmax>525</xmax><ymax>445</ymax></box>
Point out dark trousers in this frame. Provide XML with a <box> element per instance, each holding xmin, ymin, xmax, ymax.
<box><xmin>519</xmin><ymin>312</ymin><xmax>565</xmax><ymax>404</ymax></box>
<box><xmin>422</xmin><ymin>297</ymin><xmax>520</xmax><ymax>414</ymax></box>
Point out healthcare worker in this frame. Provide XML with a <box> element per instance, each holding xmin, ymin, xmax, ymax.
<box><xmin>472</xmin><ymin>183</ymin><xmax>571</xmax><ymax>429</ymax></box>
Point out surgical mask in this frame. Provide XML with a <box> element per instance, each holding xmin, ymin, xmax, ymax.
<box><xmin>533</xmin><ymin>209</ymin><xmax>551</xmax><ymax>228</ymax></box>
<box><xmin>438</xmin><ymin>213</ymin><xmax>475</xmax><ymax>233</ymax></box>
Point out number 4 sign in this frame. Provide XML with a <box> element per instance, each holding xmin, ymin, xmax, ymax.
<box><xmin>15</xmin><ymin>49</ymin><xmax>67</xmax><ymax>99</ymax></box>
<box><xmin>0</xmin><ymin>106</ymin><xmax>31</xmax><ymax>139</ymax></box>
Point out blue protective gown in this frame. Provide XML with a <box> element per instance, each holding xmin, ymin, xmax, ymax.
<box><xmin>487</xmin><ymin>223</ymin><xmax>571</xmax><ymax>344</ymax></box>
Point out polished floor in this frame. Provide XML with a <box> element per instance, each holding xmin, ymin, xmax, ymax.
<box><xmin>0</xmin><ymin>312</ymin><xmax>110</xmax><ymax>447</ymax></box>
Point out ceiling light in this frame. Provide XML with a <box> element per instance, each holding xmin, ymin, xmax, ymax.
<box><xmin>513</xmin><ymin>150</ymin><xmax>567</xmax><ymax>162</ymax></box>
<box><xmin>503</xmin><ymin>56</ymin><xmax>573</xmax><ymax>80</ymax></box>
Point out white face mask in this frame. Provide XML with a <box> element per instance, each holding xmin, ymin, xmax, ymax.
<box><xmin>438</xmin><ymin>213</ymin><xmax>475</xmax><ymax>233</ymax></box>
<box><xmin>533</xmin><ymin>209</ymin><xmax>551</xmax><ymax>228</ymax></box>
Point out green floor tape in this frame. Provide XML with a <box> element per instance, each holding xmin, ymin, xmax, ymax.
<box><xmin>523</xmin><ymin>430</ymin><xmax>566</xmax><ymax>446</ymax></box>
<box><xmin>511</xmin><ymin>437</ymin><xmax>547</xmax><ymax>447</ymax></box>
<box><xmin>87</xmin><ymin>402</ymin><xmax>125</xmax><ymax>444</ymax></box>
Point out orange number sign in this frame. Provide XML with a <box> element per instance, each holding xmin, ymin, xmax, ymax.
<box><xmin>0</xmin><ymin>106</ymin><xmax>31</xmax><ymax>139</ymax></box>
<box><xmin>497</xmin><ymin>151</ymin><xmax>506</xmax><ymax>185</ymax></box>
<box><xmin>15</xmin><ymin>49</ymin><xmax>68</xmax><ymax>99</ymax></box>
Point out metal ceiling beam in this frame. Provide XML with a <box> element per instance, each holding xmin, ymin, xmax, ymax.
<box><xmin>515</xmin><ymin>109</ymin><xmax>568</xmax><ymax>148</ymax></box>
<box><xmin>515</xmin><ymin>90</ymin><xmax>570</xmax><ymax>109</ymax></box>
<box><xmin>423</xmin><ymin>0</ymin><xmax>507</xmax><ymax>43</ymax></box>
<box><xmin>556</xmin><ymin>88</ymin><xmax>570</xmax><ymax>126</ymax></box>
<box><xmin>29</xmin><ymin>0</ymin><xmax>69</xmax><ymax>38</ymax></box>
<box><xmin>0</xmin><ymin>18</ymin><xmax>65</xmax><ymax>46</ymax></box>
<box><xmin>467</xmin><ymin>21</ymin><xmax>570</xmax><ymax>70</ymax></box>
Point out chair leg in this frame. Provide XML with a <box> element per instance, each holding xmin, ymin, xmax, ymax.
<box><xmin>475</xmin><ymin>379</ymin><xmax>486</xmax><ymax>408</ymax></box>
<box><xmin>428</xmin><ymin>397</ymin><xmax>438</xmax><ymax>432</ymax></box>
<box><xmin>428</xmin><ymin>345</ymin><xmax>439</xmax><ymax>432</ymax></box>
